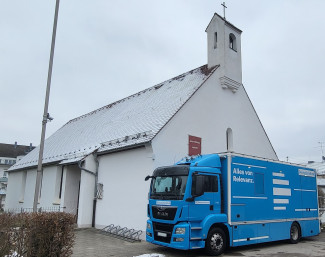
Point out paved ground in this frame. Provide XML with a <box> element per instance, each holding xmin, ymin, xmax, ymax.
<box><xmin>72</xmin><ymin>228</ymin><xmax>325</xmax><ymax>257</ymax></box>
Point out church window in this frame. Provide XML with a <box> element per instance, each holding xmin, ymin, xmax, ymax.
<box><xmin>19</xmin><ymin>171</ymin><xmax>27</xmax><ymax>202</ymax></box>
<box><xmin>59</xmin><ymin>167</ymin><xmax>64</xmax><ymax>199</ymax></box>
<box><xmin>226</xmin><ymin>128</ymin><xmax>233</xmax><ymax>151</ymax></box>
<box><xmin>54</xmin><ymin>166</ymin><xmax>64</xmax><ymax>202</ymax></box>
<box><xmin>38</xmin><ymin>170</ymin><xmax>43</xmax><ymax>202</ymax></box>
<box><xmin>214</xmin><ymin>32</ymin><xmax>218</xmax><ymax>48</ymax></box>
<box><xmin>229</xmin><ymin>33</ymin><xmax>237</xmax><ymax>51</ymax></box>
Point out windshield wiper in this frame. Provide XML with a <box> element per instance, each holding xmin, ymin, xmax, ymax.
<box><xmin>151</xmin><ymin>192</ymin><xmax>183</xmax><ymax>200</ymax></box>
<box><xmin>163</xmin><ymin>193</ymin><xmax>183</xmax><ymax>200</ymax></box>
<box><xmin>151</xmin><ymin>193</ymin><xmax>168</xmax><ymax>199</ymax></box>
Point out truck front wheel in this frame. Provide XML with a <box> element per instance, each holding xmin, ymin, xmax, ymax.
<box><xmin>205</xmin><ymin>227</ymin><xmax>226</xmax><ymax>256</ymax></box>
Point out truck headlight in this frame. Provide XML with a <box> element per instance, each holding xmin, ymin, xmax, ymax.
<box><xmin>147</xmin><ymin>222</ymin><xmax>151</xmax><ymax>230</ymax></box>
<box><xmin>175</xmin><ymin>227</ymin><xmax>186</xmax><ymax>234</ymax></box>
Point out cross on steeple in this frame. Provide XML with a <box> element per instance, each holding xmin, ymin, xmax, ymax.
<box><xmin>221</xmin><ymin>2</ymin><xmax>227</xmax><ymax>20</ymax></box>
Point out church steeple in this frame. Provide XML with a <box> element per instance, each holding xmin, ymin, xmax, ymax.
<box><xmin>206</xmin><ymin>13</ymin><xmax>243</xmax><ymax>90</ymax></box>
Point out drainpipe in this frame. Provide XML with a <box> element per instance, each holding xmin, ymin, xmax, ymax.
<box><xmin>92</xmin><ymin>152</ymin><xmax>99</xmax><ymax>227</ymax></box>
<box><xmin>77</xmin><ymin>152</ymin><xmax>99</xmax><ymax>228</ymax></box>
<box><xmin>78</xmin><ymin>161</ymin><xmax>96</xmax><ymax>175</ymax></box>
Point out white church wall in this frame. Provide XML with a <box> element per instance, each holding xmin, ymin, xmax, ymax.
<box><xmin>77</xmin><ymin>170</ymin><xmax>95</xmax><ymax>227</ymax></box>
<box><xmin>77</xmin><ymin>155</ymin><xmax>96</xmax><ymax>227</ymax></box>
<box><xmin>95</xmin><ymin>145</ymin><xmax>154</xmax><ymax>231</ymax></box>
<box><xmin>6</xmin><ymin>166</ymin><xmax>65</xmax><ymax>210</ymax></box>
<box><xmin>22</xmin><ymin>169</ymin><xmax>37</xmax><ymax>208</ymax></box>
<box><xmin>39</xmin><ymin>166</ymin><xmax>59</xmax><ymax>208</ymax></box>
<box><xmin>152</xmin><ymin>69</ymin><xmax>277</xmax><ymax>168</ymax></box>
<box><xmin>226</xmin><ymin>86</ymin><xmax>277</xmax><ymax>159</ymax></box>
<box><xmin>223</xmin><ymin>25</ymin><xmax>242</xmax><ymax>83</ymax></box>
<box><xmin>59</xmin><ymin>166</ymin><xmax>67</xmax><ymax>210</ymax></box>
<box><xmin>207</xmin><ymin>16</ymin><xmax>225</xmax><ymax>70</ymax></box>
<box><xmin>61</xmin><ymin>165</ymin><xmax>80</xmax><ymax>215</ymax></box>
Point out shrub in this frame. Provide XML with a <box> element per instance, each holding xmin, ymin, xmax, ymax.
<box><xmin>0</xmin><ymin>212</ymin><xmax>13</xmax><ymax>256</ymax></box>
<box><xmin>0</xmin><ymin>212</ymin><xmax>75</xmax><ymax>257</ymax></box>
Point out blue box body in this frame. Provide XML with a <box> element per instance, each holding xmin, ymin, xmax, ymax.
<box><xmin>146</xmin><ymin>153</ymin><xmax>320</xmax><ymax>250</ymax></box>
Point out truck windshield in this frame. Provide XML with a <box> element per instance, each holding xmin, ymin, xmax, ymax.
<box><xmin>150</xmin><ymin>175</ymin><xmax>188</xmax><ymax>200</ymax></box>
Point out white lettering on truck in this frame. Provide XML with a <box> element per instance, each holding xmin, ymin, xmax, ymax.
<box><xmin>232</xmin><ymin>168</ymin><xmax>254</xmax><ymax>183</ymax></box>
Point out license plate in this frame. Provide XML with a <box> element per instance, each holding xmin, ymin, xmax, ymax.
<box><xmin>157</xmin><ymin>232</ymin><xmax>167</xmax><ymax>237</ymax></box>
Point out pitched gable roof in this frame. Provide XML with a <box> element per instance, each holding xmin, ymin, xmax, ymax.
<box><xmin>205</xmin><ymin>13</ymin><xmax>242</xmax><ymax>33</ymax></box>
<box><xmin>10</xmin><ymin>65</ymin><xmax>218</xmax><ymax>171</ymax></box>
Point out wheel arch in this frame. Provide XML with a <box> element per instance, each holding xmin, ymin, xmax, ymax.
<box><xmin>289</xmin><ymin>221</ymin><xmax>302</xmax><ymax>244</ymax></box>
<box><xmin>208</xmin><ymin>223</ymin><xmax>230</xmax><ymax>248</ymax></box>
<box><xmin>201</xmin><ymin>214</ymin><xmax>228</xmax><ymax>238</ymax></box>
<box><xmin>291</xmin><ymin>221</ymin><xmax>302</xmax><ymax>238</ymax></box>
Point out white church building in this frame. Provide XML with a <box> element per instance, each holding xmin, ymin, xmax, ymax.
<box><xmin>6</xmin><ymin>13</ymin><xmax>277</xmax><ymax>232</ymax></box>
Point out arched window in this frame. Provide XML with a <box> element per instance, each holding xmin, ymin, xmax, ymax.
<box><xmin>226</xmin><ymin>128</ymin><xmax>233</xmax><ymax>151</ymax></box>
<box><xmin>214</xmin><ymin>32</ymin><xmax>218</xmax><ymax>49</ymax></box>
<box><xmin>229</xmin><ymin>33</ymin><xmax>237</xmax><ymax>51</ymax></box>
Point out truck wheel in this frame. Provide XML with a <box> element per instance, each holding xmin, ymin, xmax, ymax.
<box><xmin>289</xmin><ymin>222</ymin><xmax>300</xmax><ymax>244</ymax></box>
<box><xmin>205</xmin><ymin>227</ymin><xmax>226</xmax><ymax>256</ymax></box>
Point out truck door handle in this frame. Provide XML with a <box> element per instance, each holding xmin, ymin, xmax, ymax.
<box><xmin>210</xmin><ymin>205</ymin><xmax>214</xmax><ymax>211</ymax></box>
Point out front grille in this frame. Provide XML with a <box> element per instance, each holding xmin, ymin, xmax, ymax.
<box><xmin>153</xmin><ymin>222</ymin><xmax>174</xmax><ymax>243</ymax></box>
<box><xmin>152</xmin><ymin>206</ymin><xmax>177</xmax><ymax>220</ymax></box>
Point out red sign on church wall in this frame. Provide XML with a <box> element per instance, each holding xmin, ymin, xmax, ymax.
<box><xmin>188</xmin><ymin>135</ymin><xmax>202</xmax><ymax>156</ymax></box>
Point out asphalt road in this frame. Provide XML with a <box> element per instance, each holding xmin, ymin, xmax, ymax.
<box><xmin>72</xmin><ymin>228</ymin><xmax>325</xmax><ymax>257</ymax></box>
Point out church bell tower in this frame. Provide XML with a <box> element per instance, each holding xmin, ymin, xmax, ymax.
<box><xmin>206</xmin><ymin>13</ymin><xmax>243</xmax><ymax>92</ymax></box>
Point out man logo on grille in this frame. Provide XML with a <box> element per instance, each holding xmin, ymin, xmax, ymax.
<box><xmin>157</xmin><ymin>211</ymin><xmax>168</xmax><ymax>217</ymax></box>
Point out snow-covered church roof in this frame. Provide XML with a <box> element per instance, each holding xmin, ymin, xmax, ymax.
<box><xmin>306</xmin><ymin>161</ymin><xmax>325</xmax><ymax>176</ymax></box>
<box><xmin>306</xmin><ymin>161</ymin><xmax>325</xmax><ymax>187</ymax></box>
<box><xmin>10</xmin><ymin>65</ymin><xmax>218</xmax><ymax>171</ymax></box>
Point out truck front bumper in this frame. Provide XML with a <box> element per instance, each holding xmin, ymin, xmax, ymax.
<box><xmin>146</xmin><ymin>220</ymin><xmax>204</xmax><ymax>250</ymax></box>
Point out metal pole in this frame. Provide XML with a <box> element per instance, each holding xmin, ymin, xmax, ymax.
<box><xmin>33</xmin><ymin>0</ymin><xmax>60</xmax><ymax>212</ymax></box>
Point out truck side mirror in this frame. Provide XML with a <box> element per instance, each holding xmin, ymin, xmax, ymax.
<box><xmin>192</xmin><ymin>174</ymin><xmax>205</xmax><ymax>197</ymax></box>
<box><xmin>145</xmin><ymin>175</ymin><xmax>156</xmax><ymax>181</ymax></box>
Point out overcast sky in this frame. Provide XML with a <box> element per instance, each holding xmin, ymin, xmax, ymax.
<box><xmin>1</xmin><ymin>0</ymin><xmax>324</xmax><ymax>163</ymax></box>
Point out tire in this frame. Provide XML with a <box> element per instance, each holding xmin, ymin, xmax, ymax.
<box><xmin>289</xmin><ymin>222</ymin><xmax>300</xmax><ymax>244</ymax></box>
<box><xmin>205</xmin><ymin>227</ymin><xmax>226</xmax><ymax>256</ymax></box>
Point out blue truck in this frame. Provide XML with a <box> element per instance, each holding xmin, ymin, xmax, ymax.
<box><xmin>145</xmin><ymin>153</ymin><xmax>320</xmax><ymax>255</ymax></box>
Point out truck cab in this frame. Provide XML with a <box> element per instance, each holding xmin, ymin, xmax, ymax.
<box><xmin>145</xmin><ymin>154</ymin><xmax>228</xmax><ymax>255</ymax></box>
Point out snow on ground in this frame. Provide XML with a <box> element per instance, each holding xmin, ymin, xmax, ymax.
<box><xmin>133</xmin><ymin>254</ymin><xmax>165</xmax><ymax>257</ymax></box>
<box><xmin>5</xmin><ymin>252</ymin><xmax>21</xmax><ymax>257</ymax></box>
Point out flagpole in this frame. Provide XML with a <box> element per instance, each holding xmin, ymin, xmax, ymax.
<box><xmin>33</xmin><ymin>0</ymin><xmax>60</xmax><ymax>212</ymax></box>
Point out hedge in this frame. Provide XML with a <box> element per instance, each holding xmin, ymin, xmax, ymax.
<box><xmin>0</xmin><ymin>212</ymin><xmax>75</xmax><ymax>257</ymax></box>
